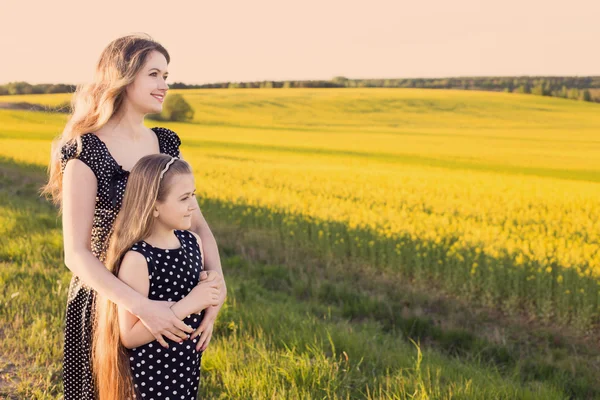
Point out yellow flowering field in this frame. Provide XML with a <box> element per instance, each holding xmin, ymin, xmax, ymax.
<box><xmin>1</xmin><ymin>88</ymin><xmax>599</xmax><ymax>327</ymax></box>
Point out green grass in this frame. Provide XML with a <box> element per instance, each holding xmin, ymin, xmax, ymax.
<box><xmin>0</xmin><ymin>157</ymin><xmax>573</xmax><ymax>399</ymax></box>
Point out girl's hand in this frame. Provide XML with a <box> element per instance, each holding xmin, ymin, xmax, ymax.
<box><xmin>135</xmin><ymin>298</ymin><xmax>194</xmax><ymax>348</ymax></box>
<box><xmin>195</xmin><ymin>320</ymin><xmax>214</xmax><ymax>352</ymax></box>
<box><xmin>192</xmin><ymin>279</ymin><xmax>221</xmax><ymax>313</ymax></box>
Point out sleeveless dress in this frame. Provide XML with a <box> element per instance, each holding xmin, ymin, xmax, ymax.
<box><xmin>59</xmin><ymin>127</ymin><xmax>182</xmax><ymax>400</ymax></box>
<box><xmin>128</xmin><ymin>229</ymin><xmax>205</xmax><ymax>400</ymax></box>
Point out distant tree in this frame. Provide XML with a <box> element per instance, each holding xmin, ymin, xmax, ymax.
<box><xmin>560</xmin><ymin>86</ymin><xmax>568</xmax><ymax>98</ymax></box>
<box><xmin>7</xmin><ymin>81</ymin><xmax>33</xmax><ymax>95</ymax></box>
<box><xmin>160</xmin><ymin>94</ymin><xmax>194</xmax><ymax>122</ymax></box>
<box><xmin>581</xmin><ymin>89</ymin><xmax>592</xmax><ymax>102</ymax></box>
<box><xmin>282</xmin><ymin>81</ymin><xmax>291</xmax><ymax>89</ymax></box>
<box><xmin>47</xmin><ymin>84</ymin><xmax>73</xmax><ymax>94</ymax></box>
<box><xmin>568</xmin><ymin>88</ymin><xmax>580</xmax><ymax>100</ymax></box>
<box><xmin>531</xmin><ymin>84</ymin><xmax>544</xmax><ymax>96</ymax></box>
<box><xmin>331</xmin><ymin>76</ymin><xmax>349</xmax><ymax>86</ymax></box>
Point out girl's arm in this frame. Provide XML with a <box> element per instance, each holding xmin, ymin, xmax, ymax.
<box><xmin>62</xmin><ymin>159</ymin><xmax>193</xmax><ymax>348</ymax></box>
<box><xmin>117</xmin><ymin>250</ymin><xmax>206</xmax><ymax>349</ymax></box>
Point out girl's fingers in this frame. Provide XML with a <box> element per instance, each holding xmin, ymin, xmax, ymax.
<box><xmin>192</xmin><ymin>321</ymin><xmax>207</xmax><ymax>340</ymax></box>
<box><xmin>197</xmin><ymin>328</ymin><xmax>212</xmax><ymax>352</ymax></box>
<box><xmin>196</xmin><ymin>331</ymin><xmax>207</xmax><ymax>351</ymax></box>
<box><xmin>200</xmin><ymin>336</ymin><xmax>211</xmax><ymax>352</ymax></box>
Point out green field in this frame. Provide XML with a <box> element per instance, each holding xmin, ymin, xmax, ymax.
<box><xmin>1</xmin><ymin>89</ymin><xmax>600</xmax><ymax>399</ymax></box>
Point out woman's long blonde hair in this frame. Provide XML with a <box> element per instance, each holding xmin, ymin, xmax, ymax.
<box><xmin>92</xmin><ymin>154</ymin><xmax>192</xmax><ymax>400</ymax></box>
<box><xmin>40</xmin><ymin>33</ymin><xmax>170</xmax><ymax>211</ymax></box>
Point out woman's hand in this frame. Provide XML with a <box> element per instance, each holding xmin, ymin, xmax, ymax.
<box><xmin>134</xmin><ymin>298</ymin><xmax>194</xmax><ymax>348</ymax></box>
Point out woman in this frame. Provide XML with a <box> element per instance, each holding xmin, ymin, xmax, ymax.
<box><xmin>41</xmin><ymin>34</ymin><xmax>227</xmax><ymax>400</ymax></box>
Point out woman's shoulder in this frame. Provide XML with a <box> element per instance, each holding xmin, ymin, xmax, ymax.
<box><xmin>59</xmin><ymin>133</ymin><xmax>106</xmax><ymax>175</ymax></box>
<box><xmin>151</xmin><ymin>126</ymin><xmax>182</xmax><ymax>156</ymax></box>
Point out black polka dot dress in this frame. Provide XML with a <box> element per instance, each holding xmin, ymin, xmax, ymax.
<box><xmin>128</xmin><ymin>230</ymin><xmax>205</xmax><ymax>400</ymax></box>
<box><xmin>59</xmin><ymin>127</ymin><xmax>182</xmax><ymax>400</ymax></box>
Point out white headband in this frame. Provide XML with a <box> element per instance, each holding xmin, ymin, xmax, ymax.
<box><xmin>159</xmin><ymin>157</ymin><xmax>178</xmax><ymax>181</ymax></box>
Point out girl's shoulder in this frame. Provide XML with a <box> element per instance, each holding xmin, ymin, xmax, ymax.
<box><xmin>178</xmin><ymin>229</ymin><xmax>201</xmax><ymax>246</ymax></box>
<box><xmin>118</xmin><ymin>248</ymin><xmax>152</xmax><ymax>278</ymax></box>
<box><xmin>128</xmin><ymin>240</ymin><xmax>154</xmax><ymax>260</ymax></box>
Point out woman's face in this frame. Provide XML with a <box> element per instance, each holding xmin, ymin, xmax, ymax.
<box><xmin>125</xmin><ymin>50</ymin><xmax>169</xmax><ymax>115</ymax></box>
<box><xmin>155</xmin><ymin>173</ymin><xmax>197</xmax><ymax>230</ymax></box>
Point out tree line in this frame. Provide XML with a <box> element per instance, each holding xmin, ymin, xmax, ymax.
<box><xmin>1</xmin><ymin>76</ymin><xmax>598</xmax><ymax>102</ymax></box>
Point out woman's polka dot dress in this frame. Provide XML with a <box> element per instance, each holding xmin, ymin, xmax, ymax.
<box><xmin>128</xmin><ymin>230</ymin><xmax>205</xmax><ymax>400</ymax></box>
<box><xmin>59</xmin><ymin>127</ymin><xmax>182</xmax><ymax>400</ymax></box>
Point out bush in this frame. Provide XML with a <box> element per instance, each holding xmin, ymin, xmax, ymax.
<box><xmin>153</xmin><ymin>93</ymin><xmax>194</xmax><ymax>122</ymax></box>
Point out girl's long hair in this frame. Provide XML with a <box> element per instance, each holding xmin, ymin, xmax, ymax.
<box><xmin>40</xmin><ymin>33</ymin><xmax>170</xmax><ymax>211</ymax></box>
<box><xmin>91</xmin><ymin>154</ymin><xmax>192</xmax><ymax>400</ymax></box>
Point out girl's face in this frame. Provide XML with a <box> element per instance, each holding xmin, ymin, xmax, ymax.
<box><xmin>125</xmin><ymin>50</ymin><xmax>169</xmax><ymax>115</ymax></box>
<box><xmin>155</xmin><ymin>173</ymin><xmax>197</xmax><ymax>230</ymax></box>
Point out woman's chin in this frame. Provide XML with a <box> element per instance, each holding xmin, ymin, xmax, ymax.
<box><xmin>145</xmin><ymin>104</ymin><xmax>162</xmax><ymax>115</ymax></box>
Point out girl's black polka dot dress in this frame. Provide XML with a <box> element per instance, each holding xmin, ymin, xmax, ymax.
<box><xmin>128</xmin><ymin>230</ymin><xmax>205</xmax><ymax>400</ymax></box>
<box><xmin>59</xmin><ymin>127</ymin><xmax>182</xmax><ymax>400</ymax></box>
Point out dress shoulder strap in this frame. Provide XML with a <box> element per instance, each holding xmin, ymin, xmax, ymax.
<box><xmin>128</xmin><ymin>242</ymin><xmax>155</xmax><ymax>277</ymax></box>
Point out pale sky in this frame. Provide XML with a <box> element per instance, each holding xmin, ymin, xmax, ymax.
<box><xmin>2</xmin><ymin>0</ymin><xmax>599</xmax><ymax>85</ymax></box>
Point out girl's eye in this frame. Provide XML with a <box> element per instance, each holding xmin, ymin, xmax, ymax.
<box><xmin>181</xmin><ymin>193</ymin><xmax>195</xmax><ymax>201</ymax></box>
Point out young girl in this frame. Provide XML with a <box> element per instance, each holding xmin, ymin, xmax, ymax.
<box><xmin>92</xmin><ymin>154</ymin><xmax>222</xmax><ymax>400</ymax></box>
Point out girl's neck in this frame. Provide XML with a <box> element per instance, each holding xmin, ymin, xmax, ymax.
<box><xmin>143</xmin><ymin>224</ymin><xmax>180</xmax><ymax>249</ymax></box>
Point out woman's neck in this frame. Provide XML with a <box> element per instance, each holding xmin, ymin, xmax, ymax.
<box><xmin>101</xmin><ymin>102</ymin><xmax>147</xmax><ymax>141</ymax></box>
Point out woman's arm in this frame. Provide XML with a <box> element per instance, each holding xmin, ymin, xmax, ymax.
<box><xmin>117</xmin><ymin>251</ymin><xmax>209</xmax><ymax>349</ymax></box>
<box><xmin>62</xmin><ymin>159</ymin><xmax>193</xmax><ymax>347</ymax></box>
<box><xmin>179</xmin><ymin>152</ymin><xmax>227</xmax><ymax>333</ymax></box>
<box><xmin>189</xmin><ymin>198</ymin><xmax>227</xmax><ymax>309</ymax></box>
